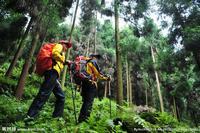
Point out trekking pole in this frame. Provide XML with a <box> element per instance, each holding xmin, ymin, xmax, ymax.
<box><xmin>70</xmin><ymin>72</ymin><xmax>77</xmax><ymax>124</ymax></box>
<box><xmin>108</xmin><ymin>76</ymin><xmax>112</xmax><ymax>118</ymax></box>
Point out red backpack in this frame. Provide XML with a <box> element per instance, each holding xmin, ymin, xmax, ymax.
<box><xmin>35</xmin><ymin>43</ymin><xmax>55</xmax><ymax>76</ymax></box>
<box><xmin>70</xmin><ymin>56</ymin><xmax>92</xmax><ymax>85</ymax></box>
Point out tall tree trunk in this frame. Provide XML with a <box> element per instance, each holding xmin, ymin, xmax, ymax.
<box><xmin>85</xmin><ymin>37</ymin><xmax>90</xmax><ymax>56</ymax></box>
<box><xmin>61</xmin><ymin>0</ymin><xmax>79</xmax><ymax>88</ymax></box>
<box><xmin>15</xmin><ymin>30</ymin><xmax>40</xmax><ymax>99</ymax></box>
<box><xmin>147</xmin><ymin>72</ymin><xmax>154</xmax><ymax>106</ymax></box>
<box><xmin>172</xmin><ymin>96</ymin><xmax>178</xmax><ymax>119</ymax></box>
<box><xmin>176</xmin><ymin>105</ymin><xmax>180</xmax><ymax>121</ymax></box>
<box><xmin>61</xmin><ymin>49</ymin><xmax>70</xmax><ymax>88</ymax></box>
<box><xmin>193</xmin><ymin>50</ymin><xmax>200</xmax><ymax>69</ymax></box>
<box><xmin>115</xmin><ymin>0</ymin><xmax>123</xmax><ymax>106</ymax></box>
<box><xmin>5</xmin><ymin>17</ymin><xmax>34</xmax><ymax>77</ymax></box>
<box><xmin>191</xmin><ymin>111</ymin><xmax>198</xmax><ymax>127</ymax></box>
<box><xmin>94</xmin><ymin>11</ymin><xmax>97</xmax><ymax>54</ymax></box>
<box><xmin>126</xmin><ymin>58</ymin><xmax>130</xmax><ymax>104</ymax></box>
<box><xmin>145</xmin><ymin>88</ymin><xmax>148</xmax><ymax>106</ymax></box>
<box><xmin>150</xmin><ymin>46</ymin><xmax>164</xmax><ymax>112</ymax></box>
<box><xmin>104</xmin><ymin>67</ymin><xmax>109</xmax><ymax>97</ymax></box>
<box><xmin>129</xmin><ymin>65</ymin><xmax>132</xmax><ymax>105</ymax></box>
<box><xmin>104</xmin><ymin>81</ymin><xmax>108</xmax><ymax>97</ymax></box>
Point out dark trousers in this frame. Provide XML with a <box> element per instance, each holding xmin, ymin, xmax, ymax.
<box><xmin>78</xmin><ymin>80</ymin><xmax>97</xmax><ymax>123</ymax></box>
<box><xmin>27</xmin><ymin>69</ymin><xmax>65</xmax><ymax>118</ymax></box>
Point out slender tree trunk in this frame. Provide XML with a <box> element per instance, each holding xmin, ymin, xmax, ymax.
<box><xmin>61</xmin><ymin>47</ymin><xmax>71</xmax><ymax>88</ymax></box>
<box><xmin>5</xmin><ymin>17</ymin><xmax>34</xmax><ymax>77</ymax></box>
<box><xmin>126</xmin><ymin>58</ymin><xmax>130</xmax><ymax>104</ymax></box>
<box><xmin>145</xmin><ymin>72</ymin><xmax>148</xmax><ymax>106</ymax></box>
<box><xmin>31</xmin><ymin>61</ymin><xmax>37</xmax><ymax>74</ymax></box>
<box><xmin>104</xmin><ymin>81</ymin><xmax>108</xmax><ymax>97</ymax></box>
<box><xmin>193</xmin><ymin>50</ymin><xmax>200</xmax><ymax>69</ymax></box>
<box><xmin>85</xmin><ymin>37</ymin><xmax>90</xmax><ymax>56</ymax></box>
<box><xmin>177</xmin><ymin>105</ymin><xmax>180</xmax><ymax>121</ymax></box>
<box><xmin>145</xmin><ymin>88</ymin><xmax>148</xmax><ymax>106</ymax></box>
<box><xmin>147</xmin><ymin>72</ymin><xmax>154</xmax><ymax>106</ymax></box>
<box><xmin>94</xmin><ymin>11</ymin><xmax>97</xmax><ymax>54</ymax></box>
<box><xmin>115</xmin><ymin>0</ymin><xmax>123</xmax><ymax>106</ymax></box>
<box><xmin>61</xmin><ymin>0</ymin><xmax>79</xmax><ymax>88</ymax></box>
<box><xmin>108</xmin><ymin>79</ymin><xmax>111</xmax><ymax>97</ymax></box>
<box><xmin>150</xmin><ymin>46</ymin><xmax>164</xmax><ymax>112</ymax></box>
<box><xmin>191</xmin><ymin>111</ymin><xmax>198</xmax><ymax>127</ymax></box>
<box><xmin>129</xmin><ymin>66</ymin><xmax>132</xmax><ymax>105</ymax></box>
<box><xmin>15</xmin><ymin>31</ymin><xmax>40</xmax><ymax>99</ymax></box>
<box><xmin>172</xmin><ymin>96</ymin><xmax>178</xmax><ymax>119</ymax></box>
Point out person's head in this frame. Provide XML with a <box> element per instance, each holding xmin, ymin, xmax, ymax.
<box><xmin>50</xmin><ymin>38</ymin><xmax>55</xmax><ymax>43</ymax></box>
<box><xmin>89</xmin><ymin>54</ymin><xmax>102</xmax><ymax>60</ymax></box>
<box><xmin>58</xmin><ymin>40</ymin><xmax>72</xmax><ymax>51</ymax></box>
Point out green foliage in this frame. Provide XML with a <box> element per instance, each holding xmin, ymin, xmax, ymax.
<box><xmin>0</xmin><ymin>13</ymin><xmax>27</xmax><ymax>54</ymax></box>
<box><xmin>157</xmin><ymin>0</ymin><xmax>200</xmax><ymax>45</ymax></box>
<box><xmin>120</xmin><ymin>27</ymin><xmax>140</xmax><ymax>51</ymax></box>
<box><xmin>0</xmin><ymin>64</ymin><xmax>18</xmax><ymax>94</ymax></box>
<box><xmin>99</xmin><ymin>20</ymin><xmax>114</xmax><ymax>48</ymax></box>
<box><xmin>115</xmin><ymin>110</ymin><xmax>191</xmax><ymax>132</ymax></box>
<box><xmin>0</xmin><ymin>62</ymin><xmax>10</xmax><ymax>73</ymax></box>
<box><xmin>0</xmin><ymin>95</ymin><xmax>29</xmax><ymax>126</ymax></box>
<box><xmin>0</xmin><ymin>55</ymin><xmax>194</xmax><ymax>132</ymax></box>
<box><xmin>80</xmin><ymin>0</ymin><xmax>98</xmax><ymax>35</ymax></box>
<box><xmin>0</xmin><ymin>74</ymin><xmax>17</xmax><ymax>87</ymax></box>
<box><xmin>11</xmin><ymin>60</ymin><xmax>25</xmax><ymax>78</ymax></box>
<box><xmin>120</xmin><ymin>0</ymin><xmax>150</xmax><ymax>23</ymax></box>
<box><xmin>183</xmin><ymin>26</ymin><xmax>200</xmax><ymax>51</ymax></box>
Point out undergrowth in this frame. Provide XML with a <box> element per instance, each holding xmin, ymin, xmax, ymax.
<box><xmin>0</xmin><ymin>61</ymin><xmax>196</xmax><ymax>132</ymax></box>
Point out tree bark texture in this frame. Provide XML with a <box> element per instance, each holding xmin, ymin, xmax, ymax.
<box><xmin>129</xmin><ymin>65</ymin><xmax>133</xmax><ymax>105</ymax></box>
<box><xmin>15</xmin><ymin>31</ymin><xmax>39</xmax><ymax>99</ymax></box>
<box><xmin>115</xmin><ymin>0</ymin><xmax>123</xmax><ymax>106</ymax></box>
<box><xmin>150</xmin><ymin>46</ymin><xmax>164</xmax><ymax>112</ymax></box>
<box><xmin>126</xmin><ymin>58</ymin><xmax>130</xmax><ymax>104</ymax></box>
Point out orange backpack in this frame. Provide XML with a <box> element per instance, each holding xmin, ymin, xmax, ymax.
<box><xmin>36</xmin><ymin>43</ymin><xmax>55</xmax><ymax>76</ymax></box>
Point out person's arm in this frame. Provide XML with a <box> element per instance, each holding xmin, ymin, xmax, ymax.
<box><xmin>52</xmin><ymin>44</ymin><xmax>65</xmax><ymax>63</ymax></box>
<box><xmin>88</xmin><ymin>62</ymin><xmax>108</xmax><ymax>80</ymax></box>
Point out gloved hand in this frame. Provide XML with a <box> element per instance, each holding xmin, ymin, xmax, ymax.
<box><xmin>66</xmin><ymin>42</ymin><xmax>72</xmax><ymax>48</ymax></box>
<box><xmin>59</xmin><ymin>40</ymin><xmax>72</xmax><ymax>48</ymax></box>
<box><xmin>63</xmin><ymin>60</ymin><xmax>72</xmax><ymax>65</ymax></box>
<box><xmin>106</xmin><ymin>75</ymin><xmax>111</xmax><ymax>81</ymax></box>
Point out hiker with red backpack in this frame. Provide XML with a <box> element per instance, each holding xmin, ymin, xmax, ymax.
<box><xmin>26</xmin><ymin>40</ymin><xmax>72</xmax><ymax>120</ymax></box>
<box><xmin>69</xmin><ymin>54</ymin><xmax>111</xmax><ymax>123</ymax></box>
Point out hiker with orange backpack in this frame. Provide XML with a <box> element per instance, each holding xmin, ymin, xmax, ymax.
<box><xmin>26</xmin><ymin>40</ymin><xmax>72</xmax><ymax>119</ymax></box>
<box><xmin>69</xmin><ymin>54</ymin><xmax>111</xmax><ymax>123</ymax></box>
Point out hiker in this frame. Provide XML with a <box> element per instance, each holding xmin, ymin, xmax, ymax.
<box><xmin>26</xmin><ymin>40</ymin><xmax>72</xmax><ymax>119</ymax></box>
<box><xmin>76</xmin><ymin>54</ymin><xmax>111</xmax><ymax>123</ymax></box>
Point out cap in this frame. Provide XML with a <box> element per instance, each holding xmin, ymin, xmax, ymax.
<box><xmin>89</xmin><ymin>54</ymin><xmax>102</xmax><ymax>59</ymax></box>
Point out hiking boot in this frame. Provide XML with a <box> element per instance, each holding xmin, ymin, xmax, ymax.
<box><xmin>24</xmin><ymin>115</ymin><xmax>34</xmax><ymax>123</ymax></box>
